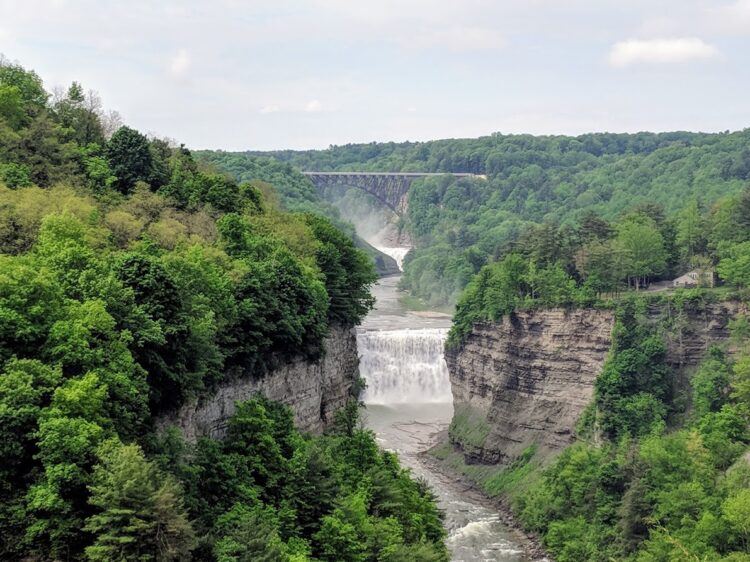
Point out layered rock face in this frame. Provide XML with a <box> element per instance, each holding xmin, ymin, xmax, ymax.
<box><xmin>446</xmin><ymin>310</ymin><xmax>615</xmax><ymax>464</ymax></box>
<box><xmin>159</xmin><ymin>325</ymin><xmax>359</xmax><ymax>441</ymax></box>
<box><xmin>654</xmin><ymin>301</ymin><xmax>745</xmax><ymax>367</ymax></box>
<box><xmin>446</xmin><ymin>301</ymin><xmax>745</xmax><ymax>466</ymax></box>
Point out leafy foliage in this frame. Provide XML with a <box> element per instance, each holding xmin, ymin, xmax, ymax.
<box><xmin>237</xmin><ymin>132</ymin><xmax>750</xmax><ymax>305</ymax></box>
<box><xmin>179</xmin><ymin>397</ymin><xmax>448</xmax><ymax>562</ymax></box>
<box><xmin>0</xmin><ymin>59</ymin><xmax>411</xmax><ymax>561</ymax></box>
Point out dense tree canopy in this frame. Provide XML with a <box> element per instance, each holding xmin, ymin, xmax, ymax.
<box><xmin>0</xmin><ymin>59</ymin><xmax>439</xmax><ymax>562</ymax></box>
<box><xmin>217</xmin><ymin>131</ymin><xmax>750</xmax><ymax>305</ymax></box>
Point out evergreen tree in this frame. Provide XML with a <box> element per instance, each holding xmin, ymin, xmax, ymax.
<box><xmin>85</xmin><ymin>442</ymin><xmax>195</xmax><ymax>562</ymax></box>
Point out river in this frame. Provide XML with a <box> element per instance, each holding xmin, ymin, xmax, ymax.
<box><xmin>358</xmin><ymin>271</ymin><xmax>530</xmax><ymax>561</ymax></box>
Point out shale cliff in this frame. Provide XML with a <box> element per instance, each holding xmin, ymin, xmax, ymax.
<box><xmin>446</xmin><ymin>301</ymin><xmax>745</xmax><ymax>466</ymax></box>
<box><xmin>446</xmin><ymin>309</ymin><xmax>615</xmax><ymax>464</ymax></box>
<box><xmin>159</xmin><ymin>325</ymin><xmax>359</xmax><ymax>441</ymax></box>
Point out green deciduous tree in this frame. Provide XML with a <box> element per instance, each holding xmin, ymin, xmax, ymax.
<box><xmin>106</xmin><ymin>126</ymin><xmax>153</xmax><ymax>194</ymax></box>
<box><xmin>718</xmin><ymin>242</ymin><xmax>750</xmax><ymax>289</ymax></box>
<box><xmin>616</xmin><ymin>218</ymin><xmax>667</xmax><ymax>289</ymax></box>
<box><xmin>53</xmin><ymin>82</ymin><xmax>105</xmax><ymax>146</ymax></box>
<box><xmin>723</xmin><ymin>489</ymin><xmax>750</xmax><ymax>552</ymax></box>
<box><xmin>0</xmin><ymin>58</ymin><xmax>48</xmax><ymax>115</ymax></box>
<box><xmin>303</xmin><ymin>213</ymin><xmax>376</xmax><ymax>326</ymax></box>
<box><xmin>676</xmin><ymin>199</ymin><xmax>706</xmax><ymax>264</ymax></box>
<box><xmin>213</xmin><ymin>503</ymin><xmax>288</xmax><ymax>562</ymax></box>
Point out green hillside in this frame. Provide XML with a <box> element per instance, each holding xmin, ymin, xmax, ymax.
<box><xmin>0</xmin><ymin>59</ymin><xmax>447</xmax><ymax>561</ymax></box>
<box><xmin>242</xmin><ymin>131</ymin><xmax>750</xmax><ymax>305</ymax></box>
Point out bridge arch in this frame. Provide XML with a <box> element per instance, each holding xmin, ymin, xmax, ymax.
<box><xmin>302</xmin><ymin>172</ymin><xmax>484</xmax><ymax>215</ymax></box>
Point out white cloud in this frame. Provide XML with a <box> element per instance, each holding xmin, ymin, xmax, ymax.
<box><xmin>305</xmin><ymin>99</ymin><xmax>322</xmax><ymax>112</ymax></box>
<box><xmin>259</xmin><ymin>104</ymin><xmax>280</xmax><ymax>114</ymax></box>
<box><xmin>310</xmin><ymin>1</ymin><xmax>504</xmax><ymax>52</ymax></box>
<box><xmin>168</xmin><ymin>49</ymin><xmax>191</xmax><ymax>78</ymax></box>
<box><xmin>608</xmin><ymin>37</ymin><xmax>719</xmax><ymax>67</ymax></box>
<box><xmin>727</xmin><ymin>0</ymin><xmax>750</xmax><ymax>20</ymax></box>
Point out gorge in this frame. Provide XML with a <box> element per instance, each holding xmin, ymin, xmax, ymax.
<box><xmin>356</xmin><ymin>255</ymin><xmax>535</xmax><ymax>561</ymax></box>
<box><xmin>5</xmin><ymin>15</ymin><xmax>750</xmax><ymax>558</ymax></box>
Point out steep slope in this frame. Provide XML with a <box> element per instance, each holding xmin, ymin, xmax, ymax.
<box><xmin>160</xmin><ymin>325</ymin><xmax>359</xmax><ymax>440</ymax></box>
<box><xmin>446</xmin><ymin>301</ymin><xmax>746</xmax><ymax>466</ymax></box>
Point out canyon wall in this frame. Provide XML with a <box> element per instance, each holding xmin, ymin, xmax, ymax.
<box><xmin>159</xmin><ymin>325</ymin><xmax>359</xmax><ymax>441</ymax></box>
<box><xmin>446</xmin><ymin>301</ymin><xmax>745</xmax><ymax>466</ymax></box>
<box><xmin>446</xmin><ymin>309</ymin><xmax>615</xmax><ymax>464</ymax></box>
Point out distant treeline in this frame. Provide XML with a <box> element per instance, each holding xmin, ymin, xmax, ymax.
<box><xmin>248</xmin><ymin>131</ymin><xmax>750</xmax><ymax>305</ymax></box>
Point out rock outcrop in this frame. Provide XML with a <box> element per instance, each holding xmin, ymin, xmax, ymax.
<box><xmin>446</xmin><ymin>301</ymin><xmax>746</xmax><ymax>466</ymax></box>
<box><xmin>446</xmin><ymin>309</ymin><xmax>615</xmax><ymax>464</ymax></box>
<box><xmin>159</xmin><ymin>325</ymin><xmax>359</xmax><ymax>442</ymax></box>
<box><xmin>653</xmin><ymin>300</ymin><xmax>745</xmax><ymax>367</ymax></box>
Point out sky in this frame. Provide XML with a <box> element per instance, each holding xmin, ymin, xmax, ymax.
<box><xmin>1</xmin><ymin>0</ymin><xmax>749</xmax><ymax>150</ymax></box>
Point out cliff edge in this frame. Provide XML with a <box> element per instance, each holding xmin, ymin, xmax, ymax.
<box><xmin>158</xmin><ymin>325</ymin><xmax>359</xmax><ymax>441</ymax></box>
<box><xmin>446</xmin><ymin>301</ymin><xmax>744</xmax><ymax>466</ymax></box>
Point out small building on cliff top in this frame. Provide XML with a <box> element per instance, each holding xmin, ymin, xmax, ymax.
<box><xmin>673</xmin><ymin>268</ymin><xmax>716</xmax><ymax>288</ymax></box>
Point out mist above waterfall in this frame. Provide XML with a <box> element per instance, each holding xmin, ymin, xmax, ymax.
<box><xmin>319</xmin><ymin>183</ymin><xmax>412</xmax><ymax>260</ymax></box>
<box><xmin>348</xmin><ymin>208</ymin><xmax>448</xmax><ymax>407</ymax></box>
<box><xmin>359</xmin><ymin>328</ymin><xmax>452</xmax><ymax>405</ymax></box>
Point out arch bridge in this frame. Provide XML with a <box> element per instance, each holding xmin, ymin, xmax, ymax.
<box><xmin>302</xmin><ymin>172</ymin><xmax>485</xmax><ymax>215</ymax></box>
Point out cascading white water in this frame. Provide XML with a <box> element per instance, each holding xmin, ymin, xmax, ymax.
<box><xmin>373</xmin><ymin>245</ymin><xmax>410</xmax><ymax>271</ymax></box>
<box><xmin>359</xmin><ymin>327</ymin><xmax>452</xmax><ymax>404</ymax></box>
<box><xmin>356</xmin><ymin>243</ymin><xmax>528</xmax><ymax>561</ymax></box>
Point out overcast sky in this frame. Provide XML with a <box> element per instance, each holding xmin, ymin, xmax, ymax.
<box><xmin>1</xmin><ymin>0</ymin><xmax>749</xmax><ymax>150</ymax></box>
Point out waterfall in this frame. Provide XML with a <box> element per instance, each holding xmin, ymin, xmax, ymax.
<box><xmin>373</xmin><ymin>245</ymin><xmax>410</xmax><ymax>271</ymax></box>
<box><xmin>358</xmin><ymin>327</ymin><xmax>452</xmax><ymax>404</ymax></box>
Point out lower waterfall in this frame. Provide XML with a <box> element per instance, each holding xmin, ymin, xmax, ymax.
<box><xmin>355</xmin><ymin>246</ymin><xmax>529</xmax><ymax>560</ymax></box>
<box><xmin>358</xmin><ymin>327</ymin><xmax>452</xmax><ymax>404</ymax></box>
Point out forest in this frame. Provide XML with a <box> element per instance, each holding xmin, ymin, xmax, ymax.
<box><xmin>497</xmin><ymin>295</ymin><xmax>750</xmax><ymax>562</ymax></box>
<box><xmin>226</xmin><ymin>122</ymin><xmax>750</xmax><ymax>562</ymax></box>
<box><xmin>0</xmin><ymin>59</ymin><xmax>448</xmax><ymax>561</ymax></box>
<box><xmin>230</xmin><ymin>131</ymin><xmax>750</xmax><ymax>306</ymax></box>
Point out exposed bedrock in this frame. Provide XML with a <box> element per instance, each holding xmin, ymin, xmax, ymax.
<box><xmin>158</xmin><ymin>325</ymin><xmax>359</xmax><ymax>442</ymax></box>
<box><xmin>446</xmin><ymin>302</ymin><xmax>746</xmax><ymax>466</ymax></box>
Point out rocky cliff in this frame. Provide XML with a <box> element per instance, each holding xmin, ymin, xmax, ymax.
<box><xmin>654</xmin><ymin>300</ymin><xmax>745</xmax><ymax>367</ymax></box>
<box><xmin>446</xmin><ymin>309</ymin><xmax>615</xmax><ymax>464</ymax></box>
<box><xmin>159</xmin><ymin>325</ymin><xmax>359</xmax><ymax>441</ymax></box>
<box><xmin>446</xmin><ymin>301</ymin><xmax>745</xmax><ymax>466</ymax></box>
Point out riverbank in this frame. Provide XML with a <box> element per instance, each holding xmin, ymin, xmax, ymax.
<box><xmin>420</xmin><ymin>433</ymin><xmax>551</xmax><ymax>562</ymax></box>
<box><xmin>358</xmin><ymin>271</ymin><xmax>531</xmax><ymax>560</ymax></box>
<box><xmin>363</xmin><ymin>404</ymin><xmax>530</xmax><ymax>561</ymax></box>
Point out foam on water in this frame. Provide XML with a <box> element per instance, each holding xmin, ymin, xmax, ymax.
<box><xmin>372</xmin><ymin>245</ymin><xmax>411</xmax><ymax>271</ymax></box>
<box><xmin>449</xmin><ymin>520</ymin><xmax>526</xmax><ymax>561</ymax></box>
<box><xmin>359</xmin><ymin>327</ymin><xmax>452</xmax><ymax>404</ymax></box>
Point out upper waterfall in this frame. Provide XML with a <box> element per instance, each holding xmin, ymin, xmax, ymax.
<box><xmin>372</xmin><ymin>245</ymin><xmax>410</xmax><ymax>271</ymax></box>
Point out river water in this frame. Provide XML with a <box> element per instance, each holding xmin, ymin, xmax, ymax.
<box><xmin>358</xmin><ymin>273</ymin><xmax>529</xmax><ymax>561</ymax></box>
